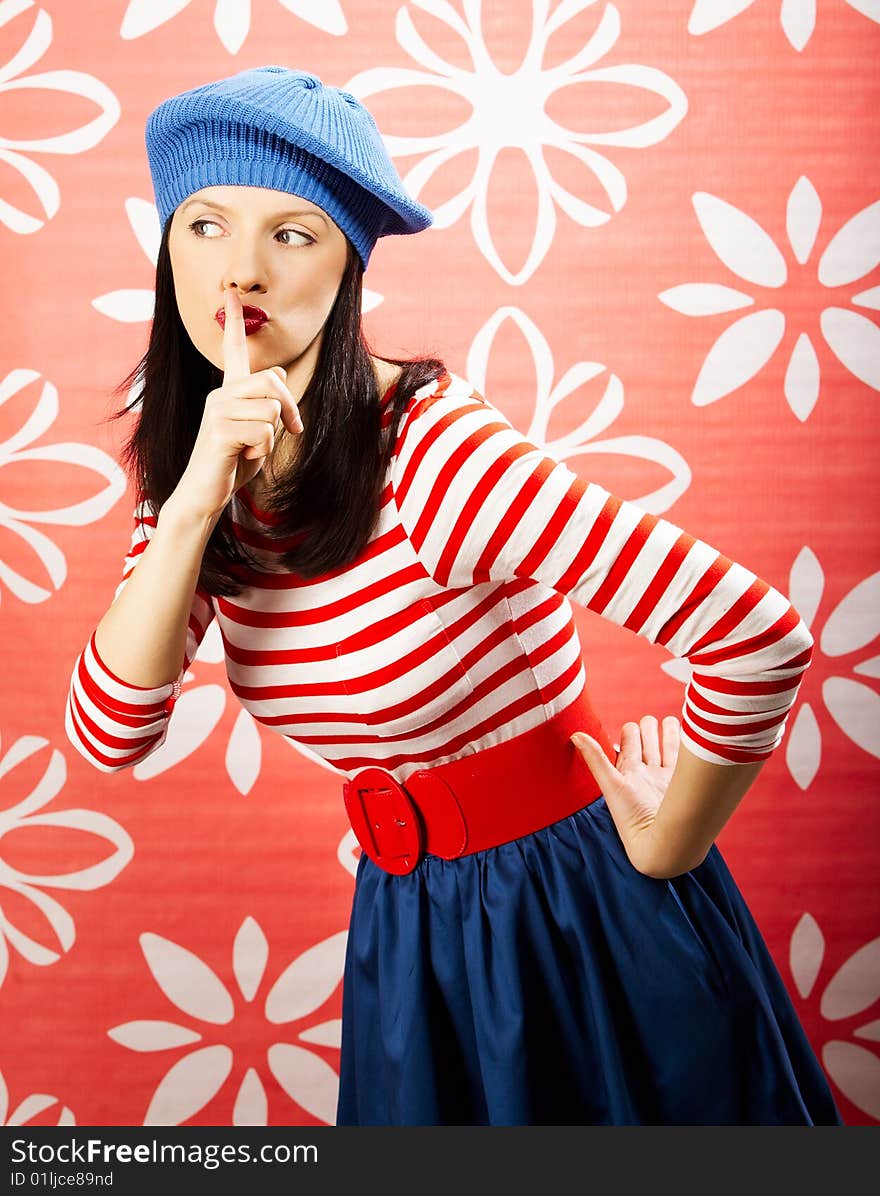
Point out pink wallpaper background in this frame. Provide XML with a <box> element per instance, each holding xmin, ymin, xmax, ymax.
<box><xmin>0</xmin><ymin>0</ymin><xmax>878</xmax><ymax>1126</ymax></box>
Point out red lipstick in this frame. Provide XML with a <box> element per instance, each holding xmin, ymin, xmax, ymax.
<box><xmin>215</xmin><ymin>304</ymin><xmax>269</xmax><ymax>335</ymax></box>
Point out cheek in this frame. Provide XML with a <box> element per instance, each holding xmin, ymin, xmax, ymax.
<box><xmin>292</xmin><ymin>263</ymin><xmax>345</xmax><ymax>323</ymax></box>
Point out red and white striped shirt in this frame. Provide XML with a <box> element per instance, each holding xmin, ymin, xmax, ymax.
<box><xmin>65</xmin><ymin>371</ymin><xmax>813</xmax><ymax>779</ymax></box>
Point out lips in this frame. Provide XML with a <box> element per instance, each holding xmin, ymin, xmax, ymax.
<box><xmin>215</xmin><ymin>304</ymin><xmax>269</xmax><ymax>329</ymax></box>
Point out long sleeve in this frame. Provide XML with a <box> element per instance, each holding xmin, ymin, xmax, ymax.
<box><xmin>64</xmin><ymin>494</ymin><xmax>217</xmax><ymax>773</ymax></box>
<box><xmin>389</xmin><ymin>375</ymin><xmax>813</xmax><ymax>766</ymax></box>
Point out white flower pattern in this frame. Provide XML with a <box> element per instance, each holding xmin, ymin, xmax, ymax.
<box><xmin>107</xmin><ymin>917</ymin><xmax>346</xmax><ymax>1125</ymax></box>
<box><xmin>688</xmin><ymin>0</ymin><xmax>880</xmax><ymax>52</ymax></box>
<box><xmin>466</xmin><ymin>305</ymin><xmax>692</xmax><ymax>511</ymax></box>
<box><xmin>0</xmin><ymin>731</ymin><xmax>133</xmax><ymax>988</ymax></box>
<box><xmin>0</xmin><ymin>1065</ymin><xmax>74</xmax><ymax>1125</ymax></box>
<box><xmin>0</xmin><ymin>0</ymin><xmax>119</xmax><ymax>234</ymax></box>
<box><xmin>0</xmin><ymin>0</ymin><xmax>868</xmax><ymax>1128</ymax></box>
<box><xmin>347</xmin><ymin>0</ymin><xmax>688</xmax><ymax>284</ymax></box>
<box><xmin>120</xmin><ymin>0</ymin><xmax>348</xmax><ymax>53</ymax></box>
<box><xmin>658</xmin><ymin>178</ymin><xmax>880</xmax><ymax>419</ymax></box>
<box><xmin>0</xmin><ymin>369</ymin><xmax>125</xmax><ymax>605</ymax></box>
<box><xmin>785</xmin><ymin>546</ymin><xmax>880</xmax><ymax>788</ymax></box>
<box><xmin>790</xmin><ymin>913</ymin><xmax>880</xmax><ymax>1119</ymax></box>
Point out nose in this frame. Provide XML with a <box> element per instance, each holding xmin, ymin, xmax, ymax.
<box><xmin>222</xmin><ymin>250</ymin><xmax>268</xmax><ymax>297</ymax></box>
<box><xmin>222</xmin><ymin>276</ymin><xmax>266</xmax><ymax>296</ymax></box>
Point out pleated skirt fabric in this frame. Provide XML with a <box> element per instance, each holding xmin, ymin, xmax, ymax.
<box><xmin>335</xmin><ymin>793</ymin><xmax>844</xmax><ymax>1126</ymax></box>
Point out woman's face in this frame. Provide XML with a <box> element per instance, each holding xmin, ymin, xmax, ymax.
<box><xmin>167</xmin><ymin>184</ymin><xmax>349</xmax><ymax>378</ymax></box>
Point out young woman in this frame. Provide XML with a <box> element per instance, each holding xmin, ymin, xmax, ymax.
<box><xmin>65</xmin><ymin>65</ymin><xmax>843</xmax><ymax>1126</ymax></box>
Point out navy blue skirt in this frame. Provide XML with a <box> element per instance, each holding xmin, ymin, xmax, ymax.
<box><xmin>336</xmin><ymin>793</ymin><xmax>844</xmax><ymax>1125</ymax></box>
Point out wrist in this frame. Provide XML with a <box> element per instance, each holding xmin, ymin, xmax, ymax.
<box><xmin>157</xmin><ymin>492</ymin><xmax>223</xmax><ymax>540</ymax></box>
<box><xmin>630</xmin><ymin>820</ymin><xmax>707</xmax><ymax>880</ymax></box>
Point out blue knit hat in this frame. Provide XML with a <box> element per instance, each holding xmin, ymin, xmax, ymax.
<box><xmin>144</xmin><ymin>64</ymin><xmax>432</xmax><ymax>268</ymax></box>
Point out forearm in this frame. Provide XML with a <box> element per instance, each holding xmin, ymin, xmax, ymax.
<box><xmin>639</xmin><ymin>743</ymin><xmax>766</xmax><ymax>879</ymax></box>
<box><xmin>94</xmin><ymin>495</ymin><xmax>221</xmax><ymax>688</ymax></box>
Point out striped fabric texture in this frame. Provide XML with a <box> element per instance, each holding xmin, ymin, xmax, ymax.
<box><xmin>65</xmin><ymin>372</ymin><xmax>813</xmax><ymax>776</ymax></box>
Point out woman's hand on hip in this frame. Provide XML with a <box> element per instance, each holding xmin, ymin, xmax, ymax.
<box><xmin>570</xmin><ymin>715</ymin><xmax>681</xmax><ymax>876</ymax></box>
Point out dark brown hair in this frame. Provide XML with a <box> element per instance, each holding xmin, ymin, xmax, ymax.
<box><xmin>105</xmin><ymin>216</ymin><xmax>446</xmax><ymax>595</ymax></box>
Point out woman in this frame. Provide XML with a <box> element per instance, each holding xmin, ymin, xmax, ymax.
<box><xmin>65</xmin><ymin>65</ymin><xmax>843</xmax><ymax>1126</ymax></box>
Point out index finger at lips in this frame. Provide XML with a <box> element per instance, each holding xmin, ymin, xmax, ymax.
<box><xmin>222</xmin><ymin>288</ymin><xmax>250</xmax><ymax>382</ymax></box>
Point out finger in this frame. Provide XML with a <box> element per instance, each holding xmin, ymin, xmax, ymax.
<box><xmin>570</xmin><ymin>733</ymin><xmax>620</xmax><ymax>792</ymax></box>
<box><xmin>268</xmin><ymin>367</ymin><xmax>304</xmax><ymax>433</ymax></box>
<box><xmin>227</xmin><ymin>418</ymin><xmax>277</xmax><ymax>458</ymax></box>
<box><xmin>617</xmin><ymin>722</ymin><xmax>642</xmax><ymax>771</ymax></box>
<box><xmin>661</xmin><ymin>716</ymin><xmax>681</xmax><ymax>768</ymax></box>
<box><xmin>640</xmin><ymin>714</ymin><xmax>661</xmax><ymax>766</ymax></box>
<box><xmin>223</xmin><ymin>287</ymin><xmax>251</xmax><ymax>382</ymax></box>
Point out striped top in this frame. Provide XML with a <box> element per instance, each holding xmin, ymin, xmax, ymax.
<box><xmin>65</xmin><ymin>371</ymin><xmax>814</xmax><ymax>780</ymax></box>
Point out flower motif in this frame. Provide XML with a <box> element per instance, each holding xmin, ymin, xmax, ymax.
<box><xmin>0</xmin><ymin>1</ymin><xmax>119</xmax><ymax>233</ymax></box>
<box><xmin>346</xmin><ymin>0</ymin><xmax>687</xmax><ymax>284</ymax></box>
<box><xmin>0</xmin><ymin>730</ymin><xmax>133</xmax><ymax>988</ymax></box>
<box><xmin>790</xmin><ymin>913</ymin><xmax>880</xmax><ymax>1121</ymax></box>
<box><xmin>0</xmin><ymin>1066</ymin><xmax>74</xmax><ymax>1125</ymax></box>
<box><xmin>120</xmin><ymin>0</ymin><xmax>347</xmax><ymax>53</ymax></box>
<box><xmin>784</xmin><ymin>546</ymin><xmax>880</xmax><ymax>788</ymax></box>
<box><xmin>0</xmin><ymin>370</ymin><xmax>125</xmax><ymax>605</ymax></box>
<box><xmin>466</xmin><ymin>305</ymin><xmax>691</xmax><ymax>512</ymax></box>
<box><xmin>658</xmin><ymin>178</ymin><xmax>880</xmax><ymax>419</ymax></box>
<box><xmin>689</xmin><ymin>0</ymin><xmax>879</xmax><ymax>52</ymax></box>
<box><xmin>108</xmin><ymin>917</ymin><xmax>347</xmax><ymax>1126</ymax></box>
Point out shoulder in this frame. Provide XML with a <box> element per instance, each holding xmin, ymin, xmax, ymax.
<box><xmin>392</xmin><ymin>371</ymin><xmax>506</xmax><ymax>445</ymax></box>
<box><xmin>372</xmin><ymin>357</ymin><xmax>404</xmax><ymax>397</ymax></box>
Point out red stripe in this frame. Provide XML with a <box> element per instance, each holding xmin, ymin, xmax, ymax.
<box><xmin>687</xmin><ymin>683</ymin><xmax>792</xmax><ymax>719</ymax></box>
<box><xmin>693</xmin><ymin>671</ymin><xmax>803</xmax><ymax>696</ymax></box>
<box><xmin>324</xmin><ymin>684</ymin><xmax>583</xmax><ymax>773</ymax></box>
<box><xmin>624</xmin><ymin>532</ymin><xmax>695</xmax><ymax>633</ymax></box>
<box><xmin>394</xmin><ymin>397</ymin><xmax>490</xmax><ymax>511</ymax></box>
<box><xmin>690</xmin><ymin>605</ymin><xmax>802</xmax><ymax>667</ymax></box>
<box><xmin>685</xmin><ymin>702</ymin><xmax>784</xmax><ymax>739</ymax></box>
<box><xmin>686</xmin><ymin>576</ymin><xmax>769</xmax><ymax>658</ymax></box>
<box><xmin>408</xmin><ymin>415</ymin><xmax>514</xmax><ymax>557</ymax></box>
<box><xmin>681</xmin><ymin>718</ymin><xmax>773</xmax><ymax>764</ymax></box>
<box><xmin>217</xmin><ymin>562</ymin><xmax>428</xmax><ymax>628</ymax></box>
<box><xmin>70</xmin><ymin>689</ymin><xmax>164</xmax><ymax>760</ymax></box>
<box><xmin>508</xmin><ymin>590</ymin><xmax>568</xmax><ymax>639</ymax></box>
<box><xmin>654</xmin><ymin>555</ymin><xmax>733</xmax><ymax>648</ymax></box>
<box><xmin>516</xmin><ymin>478</ymin><xmax>590</xmax><ymax>586</ymax></box>
<box><xmin>556</xmin><ymin>493</ymin><xmax>622</xmax><ymax>594</ymax></box>
<box><xmin>587</xmin><ymin>511</ymin><xmax>657</xmax><ymax>615</ymax></box>
<box><xmin>468</xmin><ymin>452</ymin><xmax>557</xmax><ymax>583</ymax></box>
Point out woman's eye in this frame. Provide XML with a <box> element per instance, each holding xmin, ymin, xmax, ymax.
<box><xmin>277</xmin><ymin>228</ymin><xmax>313</xmax><ymax>245</ymax></box>
<box><xmin>187</xmin><ymin>219</ymin><xmax>312</xmax><ymax>245</ymax></box>
<box><xmin>189</xmin><ymin>218</ymin><xmax>218</xmax><ymax>236</ymax></box>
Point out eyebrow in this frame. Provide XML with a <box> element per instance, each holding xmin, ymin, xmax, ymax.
<box><xmin>180</xmin><ymin>197</ymin><xmax>328</xmax><ymax>225</ymax></box>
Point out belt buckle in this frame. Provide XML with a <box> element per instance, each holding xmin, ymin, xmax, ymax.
<box><xmin>343</xmin><ymin>767</ymin><xmax>424</xmax><ymax>875</ymax></box>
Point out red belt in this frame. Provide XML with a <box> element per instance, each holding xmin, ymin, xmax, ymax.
<box><xmin>342</xmin><ymin>687</ymin><xmax>615</xmax><ymax>875</ymax></box>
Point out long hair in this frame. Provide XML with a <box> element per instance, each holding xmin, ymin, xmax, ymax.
<box><xmin>105</xmin><ymin>216</ymin><xmax>446</xmax><ymax>595</ymax></box>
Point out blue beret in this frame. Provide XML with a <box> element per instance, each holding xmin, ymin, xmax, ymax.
<box><xmin>145</xmin><ymin>65</ymin><xmax>432</xmax><ymax>268</ymax></box>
